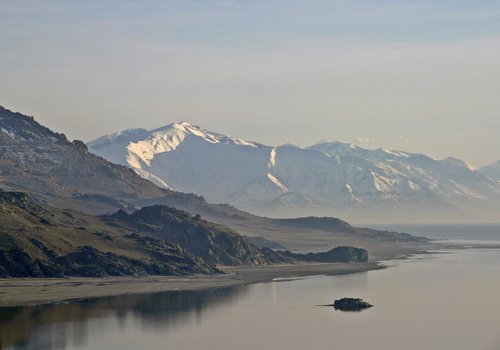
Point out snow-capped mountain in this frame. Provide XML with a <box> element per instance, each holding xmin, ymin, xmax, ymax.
<box><xmin>88</xmin><ymin>122</ymin><xmax>500</xmax><ymax>222</ymax></box>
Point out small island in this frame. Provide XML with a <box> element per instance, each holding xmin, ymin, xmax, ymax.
<box><xmin>332</xmin><ymin>298</ymin><xmax>373</xmax><ymax>311</ymax></box>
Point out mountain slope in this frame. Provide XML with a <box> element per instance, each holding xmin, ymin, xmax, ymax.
<box><xmin>0</xmin><ymin>106</ymin><xmax>172</xmax><ymax>214</ymax></box>
<box><xmin>88</xmin><ymin>122</ymin><xmax>500</xmax><ymax>222</ymax></box>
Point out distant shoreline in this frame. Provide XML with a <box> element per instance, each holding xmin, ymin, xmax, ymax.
<box><xmin>0</xmin><ymin>262</ymin><xmax>383</xmax><ymax>307</ymax></box>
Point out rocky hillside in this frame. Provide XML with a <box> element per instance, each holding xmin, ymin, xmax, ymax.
<box><xmin>102</xmin><ymin>206</ymin><xmax>288</xmax><ymax>266</ymax></box>
<box><xmin>0</xmin><ymin>190</ymin><xmax>217</xmax><ymax>277</ymax></box>
<box><xmin>0</xmin><ymin>106</ymin><xmax>169</xmax><ymax>214</ymax></box>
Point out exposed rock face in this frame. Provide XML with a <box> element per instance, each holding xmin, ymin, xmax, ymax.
<box><xmin>333</xmin><ymin>298</ymin><xmax>373</xmax><ymax>311</ymax></box>
<box><xmin>102</xmin><ymin>205</ymin><xmax>291</xmax><ymax>266</ymax></box>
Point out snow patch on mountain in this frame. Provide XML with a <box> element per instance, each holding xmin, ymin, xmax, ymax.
<box><xmin>133</xmin><ymin>168</ymin><xmax>170</xmax><ymax>189</ymax></box>
<box><xmin>268</xmin><ymin>147</ymin><xmax>277</xmax><ymax>168</ymax></box>
<box><xmin>267</xmin><ymin>173</ymin><xmax>288</xmax><ymax>193</ymax></box>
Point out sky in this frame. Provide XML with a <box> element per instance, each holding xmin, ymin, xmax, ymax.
<box><xmin>0</xmin><ymin>0</ymin><xmax>499</xmax><ymax>166</ymax></box>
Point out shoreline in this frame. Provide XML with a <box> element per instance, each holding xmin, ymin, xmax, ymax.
<box><xmin>0</xmin><ymin>262</ymin><xmax>383</xmax><ymax>307</ymax></box>
<box><xmin>5</xmin><ymin>240</ymin><xmax>492</xmax><ymax>308</ymax></box>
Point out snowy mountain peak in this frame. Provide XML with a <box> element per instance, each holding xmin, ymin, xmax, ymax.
<box><xmin>88</xmin><ymin>121</ymin><xmax>265</xmax><ymax>188</ymax></box>
<box><xmin>146</xmin><ymin>121</ymin><xmax>260</xmax><ymax>148</ymax></box>
<box><xmin>151</xmin><ymin>121</ymin><xmax>200</xmax><ymax>135</ymax></box>
<box><xmin>88</xmin><ymin>123</ymin><xmax>500</xmax><ymax>221</ymax></box>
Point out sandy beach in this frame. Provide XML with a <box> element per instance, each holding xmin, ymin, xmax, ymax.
<box><xmin>0</xmin><ymin>262</ymin><xmax>383</xmax><ymax>307</ymax></box>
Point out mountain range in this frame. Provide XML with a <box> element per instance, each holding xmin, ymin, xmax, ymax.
<box><xmin>0</xmin><ymin>106</ymin><xmax>425</xmax><ymax>277</ymax></box>
<box><xmin>88</xmin><ymin>121</ymin><xmax>500</xmax><ymax>222</ymax></box>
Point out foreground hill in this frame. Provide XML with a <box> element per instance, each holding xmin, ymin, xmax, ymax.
<box><xmin>88</xmin><ymin>121</ymin><xmax>500</xmax><ymax>222</ymax></box>
<box><xmin>0</xmin><ymin>191</ymin><xmax>216</xmax><ymax>277</ymax></box>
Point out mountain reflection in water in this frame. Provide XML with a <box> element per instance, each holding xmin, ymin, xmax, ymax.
<box><xmin>0</xmin><ymin>286</ymin><xmax>247</xmax><ymax>350</ymax></box>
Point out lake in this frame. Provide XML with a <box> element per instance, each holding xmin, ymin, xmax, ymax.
<box><xmin>1</xmin><ymin>225</ymin><xmax>500</xmax><ymax>350</ymax></box>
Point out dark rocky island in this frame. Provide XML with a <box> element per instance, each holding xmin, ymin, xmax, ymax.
<box><xmin>333</xmin><ymin>298</ymin><xmax>373</xmax><ymax>311</ymax></box>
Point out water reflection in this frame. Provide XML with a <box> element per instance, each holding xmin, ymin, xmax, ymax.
<box><xmin>3</xmin><ymin>244</ymin><xmax>500</xmax><ymax>350</ymax></box>
<box><xmin>0</xmin><ymin>286</ymin><xmax>248</xmax><ymax>350</ymax></box>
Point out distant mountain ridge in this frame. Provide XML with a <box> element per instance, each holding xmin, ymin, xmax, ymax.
<box><xmin>88</xmin><ymin>121</ymin><xmax>500</xmax><ymax>222</ymax></box>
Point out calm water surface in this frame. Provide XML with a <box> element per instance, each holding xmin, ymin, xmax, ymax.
<box><xmin>2</xmin><ymin>225</ymin><xmax>500</xmax><ymax>350</ymax></box>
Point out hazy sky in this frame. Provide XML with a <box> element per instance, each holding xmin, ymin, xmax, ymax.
<box><xmin>1</xmin><ymin>1</ymin><xmax>499</xmax><ymax>166</ymax></box>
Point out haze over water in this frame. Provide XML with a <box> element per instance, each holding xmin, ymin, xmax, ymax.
<box><xmin>1</xmin><ymin>225</ymin><xmax>500</xmax><ymax>350</ymax></box>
